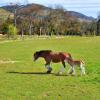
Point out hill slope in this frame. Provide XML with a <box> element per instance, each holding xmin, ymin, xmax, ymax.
<box><xmin>0</xmin><ymin>8</ymin><xmax>13</xmax><ymax>20</ymax></box>
<box><xmin>68</xmin><ymin>11</ymin><xmax>95</xmax><ymax>21</ymax></box>
<box><xmin>1</xmin><ymin>4</ymin><xmax>95</xmax><ymax>22</ymax></box>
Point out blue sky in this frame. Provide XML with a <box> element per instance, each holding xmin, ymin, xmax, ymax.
<box><xmin>0</xmin><ymin>0</ymin><xmax>100</xmax><ymax>18</ymax></box>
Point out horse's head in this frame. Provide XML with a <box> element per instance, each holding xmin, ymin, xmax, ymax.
<box><xmin>33</xmin><ymin>52</ymin><xmax>40</xmax><ymax>61</ymax></box>
<box><xmin>33</xmin><ymin>50</ymin><xmax>52</xmax><ymax>61</ymax></box>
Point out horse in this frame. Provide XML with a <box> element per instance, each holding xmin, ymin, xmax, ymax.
<box><xmin>66</xmin><ymin>58</ymin><xmax>86</xmax><ymax>76</ymax></box>
<box><xmin>33</xmin><ymin>50</ymin><xmax>73</xmax><ymax>74</ymax></box>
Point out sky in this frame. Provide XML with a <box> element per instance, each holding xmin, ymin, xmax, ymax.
<box><xmin>0</xmin><ymin>0</ymin><xmax>100</xmax><ymax>18</ymax></box>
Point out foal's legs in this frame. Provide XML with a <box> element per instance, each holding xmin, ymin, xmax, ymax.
<box><xmin>68</xmin><ymin>67</ymin><xmax>73</xmax><ymax>74</ymax></box>
<box><xmin>71</xmin><ymin>66</ymin><xmax>76</xmax><ymax>75</ymax></box>
<box><xmin>68</xmin><ymin>64</ymin><xmax>76</xmax><ymax>75</ymax></box>
<box><xmin>80</xmin><ymin>63</ymin><xmax>85</xmax><ymax>76</ymax></box>
<box><xmin>45</xmin><ymin>62</ymin><xmax>52</xmax><ymax>73</ymax></box>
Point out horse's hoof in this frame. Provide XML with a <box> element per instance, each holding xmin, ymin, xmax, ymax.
<box><xmin>47</xmin><ymin>71</ymin><xmax>51</xmax><ymax>74</ymax></box>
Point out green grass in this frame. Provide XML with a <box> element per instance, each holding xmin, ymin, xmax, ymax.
<box><xmin>0</xmin><ymin>36</ymin><xmax>100</xmax><ymax>100</ymax></box>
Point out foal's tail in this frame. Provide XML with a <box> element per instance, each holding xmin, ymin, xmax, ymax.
<box><xmin>65</xmin><ymin>53</ymin><xmax>73</xmax><ymax>64</ymax></box>
<box><xmin>80</xmin><ymin>60</ymin><xmax>86</xmax><ymax>75</ymax></box>
<box><xmin>81</xmin><ymin>60</ymin><xmax>85</xmax><ymax>66</ymax></box>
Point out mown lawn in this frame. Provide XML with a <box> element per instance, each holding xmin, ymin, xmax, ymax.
<box><xmin>0</xmin><ymin>36</ymin><xmax>100</xmax><ymax>100</ymax></box>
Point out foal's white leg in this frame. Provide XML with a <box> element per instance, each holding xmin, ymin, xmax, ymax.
<box><xmin>72</xmin><ymin>66</ymin><xmax>76</xmax><ymax>75</ymax></box>
<box><xmin>80</xmin><ymin>64</ymin><xmax>83</xmax><ymax>76</ymax></box>
<box><xmin>82</xmin><ymin>67</ymin><xmax>85</xmax><ymax>75</ymax></box>
<box><xmin>67</xmin><ymin>67</ymin><xmax>73</xmax><ymax>74</ymax></box>
<box><xmin>68</xmin><ymin>66</ymin><xmax>76</xmax><ymax>75</ymax></box>
<box><xmin>80</xmin><ymin>63</ymin><xmax>85</xmax><ymax>76</ymax></box>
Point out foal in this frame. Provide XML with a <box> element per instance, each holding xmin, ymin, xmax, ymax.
<box><xmin>66</xmin><ymin>58</ymin><xmax>86</xmax><ymax>76</ymax></box>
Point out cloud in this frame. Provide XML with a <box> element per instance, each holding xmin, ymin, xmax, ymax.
<box><xmin>29</xmin><ymin>0</ymin><xmax>100</xmax><ymax>4</ymax></box>
<box><xmin>28</xmin><ymin>0</ymin><xmax>67</xmax><ymax>5</ymax></box>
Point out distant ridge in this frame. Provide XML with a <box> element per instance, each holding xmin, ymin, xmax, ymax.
<box><xmin>1</xmin><ymin>3</ymin><xmax>95</xmax><ymax>22</ymax></box>
<box><xmin>68</xmin><ymin>11</ymin><xmax>95</xmax><ymax>21</ymax></box>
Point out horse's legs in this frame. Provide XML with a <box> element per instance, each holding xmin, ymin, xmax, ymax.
<box><xmin>58</xmin><ymin>61</ymin><xmax>66</xmax><ymax>74</ymax></box>
<box><xmin>62</xmin><ymin>61</ymin><xmax>66</xmax><ymax>68</ymax></box>
<box><xmin>45</xmin><ymin>62</ymin><xmax>52</xmax><ymax>73</ymax></box>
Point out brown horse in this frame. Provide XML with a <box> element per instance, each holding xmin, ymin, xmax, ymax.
<box><xmin>33</xmin><ymin>50</ymin><xmax>73</xmax><ymax>73</ymax></box>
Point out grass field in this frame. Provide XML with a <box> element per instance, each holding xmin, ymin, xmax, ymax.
<box><xmin>0</xmin><ymin>36</ymin><xmax>100</xmax><ymax>100</ymax></box>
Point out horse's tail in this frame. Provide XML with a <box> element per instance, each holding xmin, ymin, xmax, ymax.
<box><xmin>65</xmin><ymin>53</ymin><xmax>73</xmax><ymax>65</ymax></box>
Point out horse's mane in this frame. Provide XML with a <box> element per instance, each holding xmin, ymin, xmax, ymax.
<box><xmin>38</xmin><ymin>50</ymin><xmax>52</xmax><ymax>54</ymax></box>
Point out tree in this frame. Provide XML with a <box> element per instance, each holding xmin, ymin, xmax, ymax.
<box><xmin>1</xmin><ymin>23</ymin><xmax>9</xmax><ymax>35</ymax></box>
<box><xmin>7</xmin><ymin>24</ymin><xmax>18</xmax><ymax>39</ymax></box>
<box><xmin>97</xmin><ymin>11</ymin><xmax>100</xmax><ymax>35</ymax></box>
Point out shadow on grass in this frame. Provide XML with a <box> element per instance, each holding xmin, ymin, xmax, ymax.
<box><xmin>7</xmin><ymin>72</ymin><xmax>74</xmax><ymax>77</ymax></box>
<box><xmin>7</xmin><ymin>71</ymin><xmax>54</xmax><ymax>75</ymax></box>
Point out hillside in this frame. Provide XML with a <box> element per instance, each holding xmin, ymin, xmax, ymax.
<box><xmin>0</xmin><ymin>8</ymin><xmax>13</xmax><ymax>20</ymax></box>
<box><xmin>1</xmin><ymin>3</ymin><xmax>95</xmax><ymax>22</ymax></box>
<box><xmin>68</xmin><ymin>11</ymin><xmax>95</xmax><ymax>21</ymax></box>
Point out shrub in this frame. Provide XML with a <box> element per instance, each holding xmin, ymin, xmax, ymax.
<box><xmin>7</xmin><ymin>24</ymin><xmax>18</xmax><ymax>39</ymax></box>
